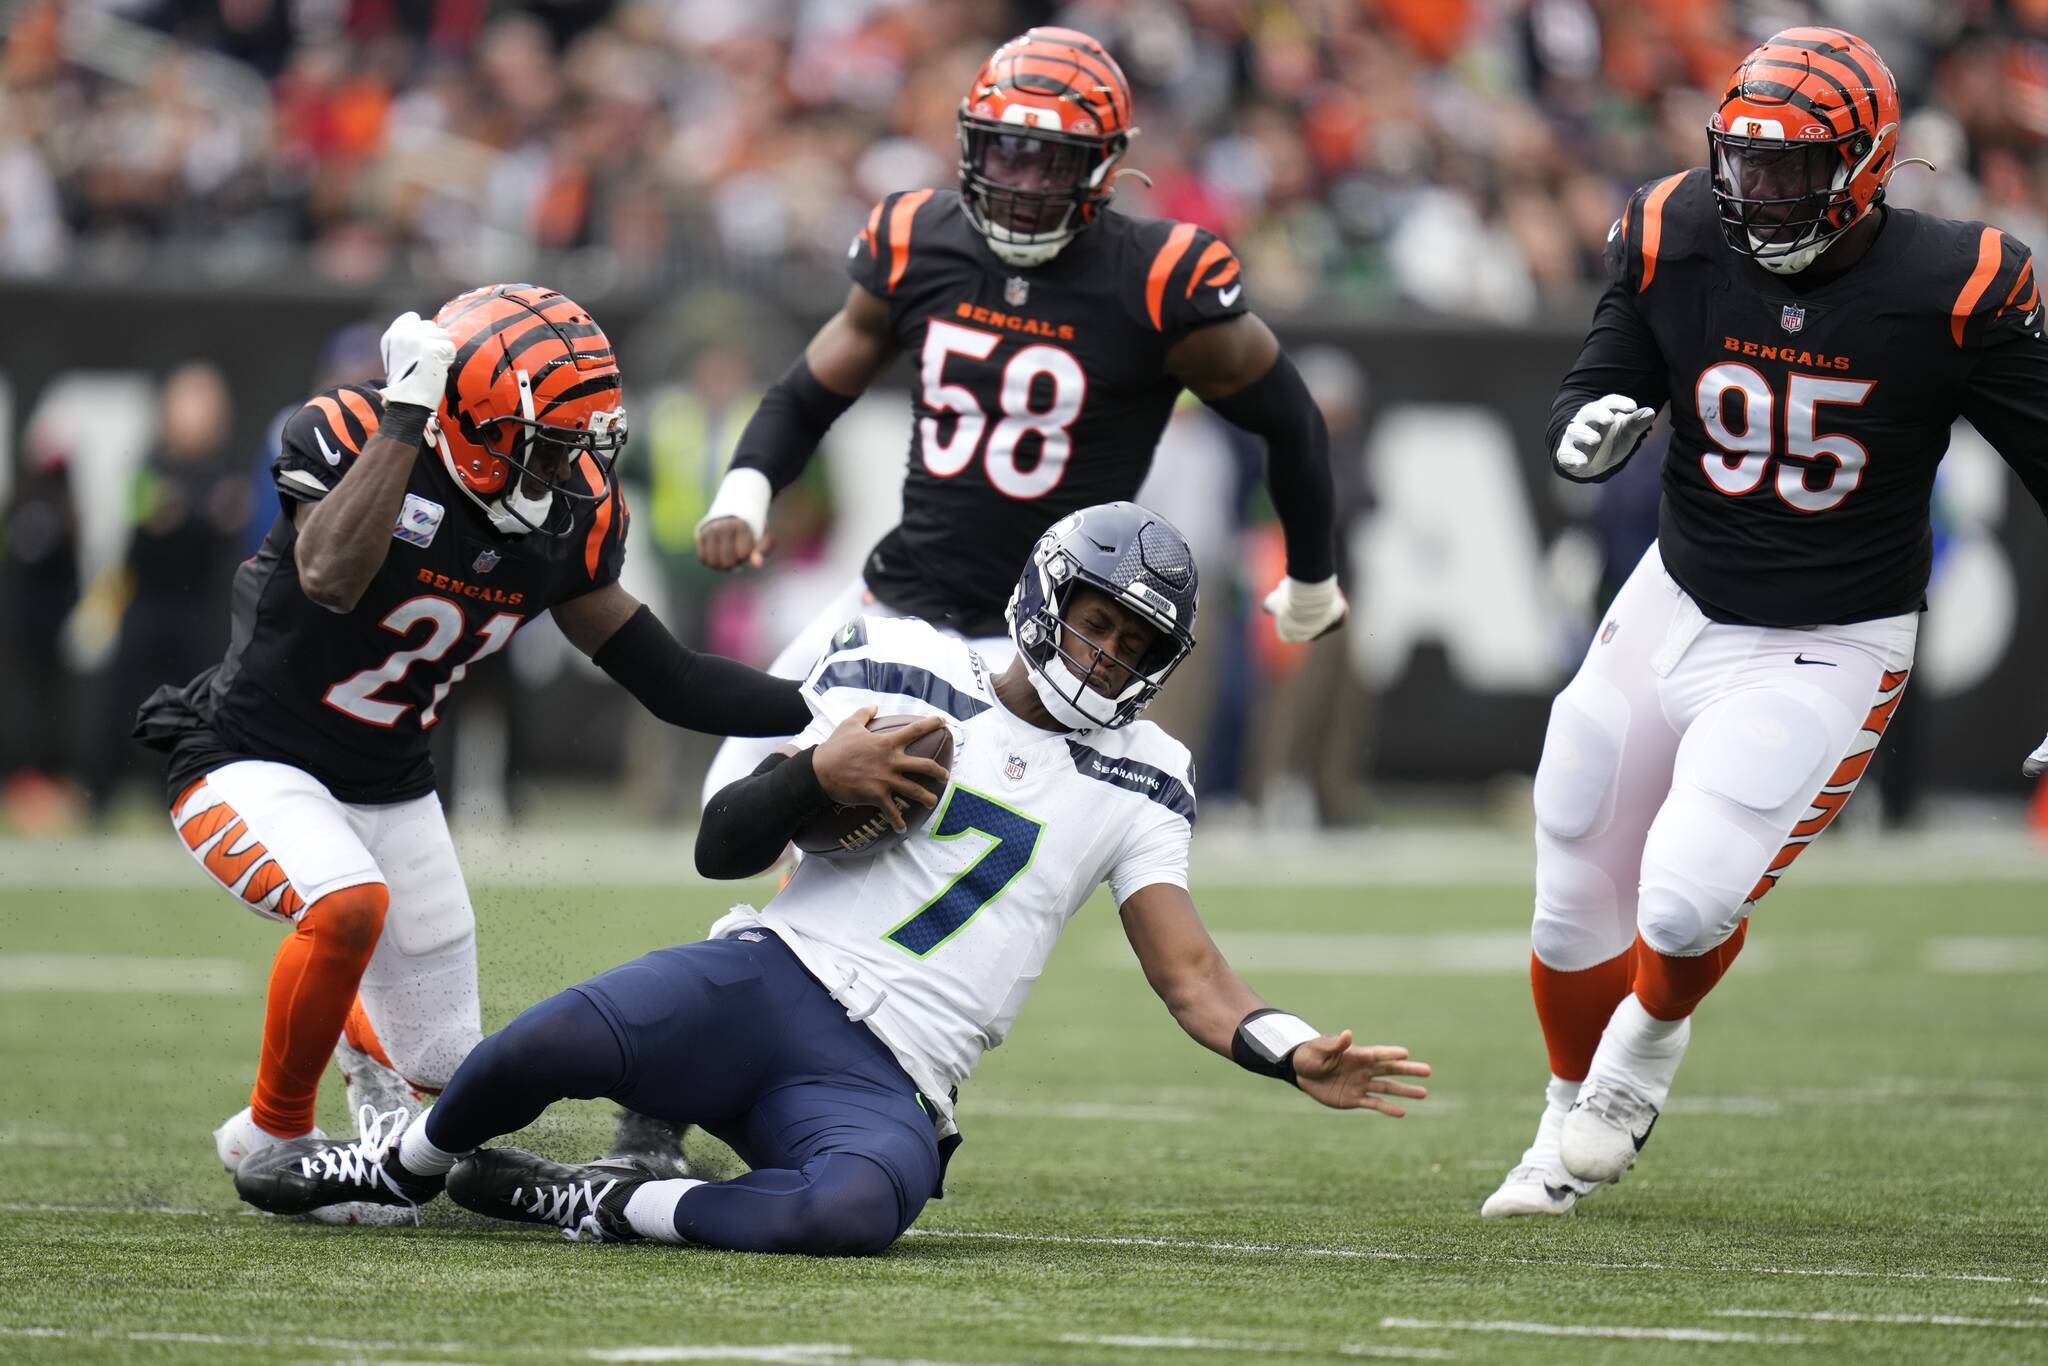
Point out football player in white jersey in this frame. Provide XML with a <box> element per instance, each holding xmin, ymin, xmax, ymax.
<box><xmin>232</xmin><ymin>503</ymin><xmax>1429</xmax><ymax>1254</ymax></box>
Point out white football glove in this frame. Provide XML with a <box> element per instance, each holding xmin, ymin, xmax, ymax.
<box><xmin>1556</xmin><ymin>393</ymin><xmax>1657</xmax><ymax>479</ymax></box>
<box><xmin>379</xmin><ymin>311</ymin><xmax>456</xmax><ymax>411</ymax></box>
<box><xmin>1262</xmin><ymin>574</ymin><xmax>1349</xmax><ymax>643</ymax></box>
<box><xmin>2023</xmin><ymin>729</ymin><xmax>2048</xmax><ymax>779</ymax></box>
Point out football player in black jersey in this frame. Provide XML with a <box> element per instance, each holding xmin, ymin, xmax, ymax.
<box><xmin>1484</xmin><ymin>28</ymin><xmax>2048</xmax><ymax>1218</ymax></box>
<box><xmin>134</xmin><ymin>284</ymin><xmax>943</xmax><ymax>1204</ymax></box>
<box><xmin>693</xmin><ymin>26</ymin><xmax>1347</xmax><ymax>799</ymax></box>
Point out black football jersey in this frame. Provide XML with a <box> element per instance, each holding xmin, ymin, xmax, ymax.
<box><xmin>138</xmin><ymin>383</ymin><xmax>629</xmax><ymax>804</ymax></box>
<box><xmin>1549</xmin><ymin>167</ymin><xmax>2048</xmax><ymax>628</ymax></box>
<box><xmin>836</xmin><ymin>189</ymin><xmax>1246</xmax><ymax>636</ymax></box>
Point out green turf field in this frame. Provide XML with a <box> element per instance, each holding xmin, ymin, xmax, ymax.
<box><xmin>2</xmin><ymin>867</ymin><xmax>2045</xmax><ymax>1364</ymax></box>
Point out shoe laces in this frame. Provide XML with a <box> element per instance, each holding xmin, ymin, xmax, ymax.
<box><xmin>293</xmin><ymin>1104</ymin><xmax>418</xmax><ymax>1215</ymax></box>
<box><xmin>1577</xmin><ymin>1077</ymin><xmax>1655</xmax><ymax>1129</ymax></box>
<box><xmin>565</xmin><ymin>1213</ymin><xmax>609</xmax><ymax>1244</ymax></box>
<box><xmin>511</xmin><ymin>1175</ymin><xmax>619</xmax><ymax>1231</ymax></box>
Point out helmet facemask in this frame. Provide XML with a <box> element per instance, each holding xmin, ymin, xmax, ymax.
<box><xmin>1009</xmin><ymin>534</ymin><xmax>1194</xmax><ymax>730</ymax></box>
<box><xmin>959</xmin><ymin>116</ymin><xmax>1126</xmax><ymax>267</ymax></box>
<box><xmin>1709</xmin><ymin>125</ymin><xmax>1884</xmax><ymax>274</ymax></box>
<box><xmin>440</xmin><ymin>370</ymin><xmax>627</xmax><ymax>537</ymax></box>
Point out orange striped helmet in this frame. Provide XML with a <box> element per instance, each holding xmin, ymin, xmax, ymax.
<box><xmin>431</xmin><ymin>283</ymin><xmax>625</xmax><ymax>534</ymax></box>
<box><xmin>959</xmin><ymin>27</ymin><xmax>1135</xmax><ymax>267</ymax></box>
<box><xmin>1708</xmin><ymin>28</ymin><xmax>1901</xmax><ymax>274</ymax></box>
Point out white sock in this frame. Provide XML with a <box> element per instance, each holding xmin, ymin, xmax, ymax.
<box><xmin>396</xmin><ymin>1107</ymin><xmax>467</xmax><ymax>1177</ymax></box>
<box><xmin>624</xmin><ymin>1178</ymin><xmax>705</xmax><ymax>1244</ymax></box>
<box><xmin>1545</xmin><ymin>1073</ymin><xmax>1582</xmax><ymax>1112</ymax></box>
<box><xmin>1588</xmin><ymin>993</ymin><xmax>1692</xmax><ymax>1107</ymax></box>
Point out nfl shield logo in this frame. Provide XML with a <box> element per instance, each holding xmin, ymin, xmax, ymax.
<box><xmin>1780</xmin><ymin>304</ymin><xmax>1806</xmax><ymax>334</ymax></box>
<box><xmin>1005</xmin><ymin>276</ymin><xmax>1029</xmax><ymax>307</ymax></box>
<box><xmin>1005</xmin><ymin>752</ymin><xmax>1027</xmax><ymax>783</ymax></box>
<box><xmin>473</xmin><ymin>548</ymin><xmax>501</xmax><ymax>574</ymax></box>
<box><xmin>1600</xmin><ymin>619</ymin><xmax>1620</xmax><ymax>645</ymax></box>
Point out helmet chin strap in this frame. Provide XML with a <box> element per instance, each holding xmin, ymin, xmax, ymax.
<box><xmin>486</xmin><ymin>482</ymin><xmax>554</xmax><ymax>536</ymax></box>
<box><xmin>1027</xmin><ymin>653</ymin><xmax>1127</xmax><ymax>730</ymax></box>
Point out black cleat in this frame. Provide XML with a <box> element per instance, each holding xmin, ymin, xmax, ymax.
<box><xmin>233</xmin><ymin>1105</ymin><xmax>443</xmax><ymax>1217</ymax></box>
<box><xmin>446</xmin><ymin>1148</ymin><xmax>657</xmax><ymax>1241</ymax></box>
<box><xmin>603</xmin><ymin>1109</ymin><xmax>691</xmax><ymax>1180</ymax></box>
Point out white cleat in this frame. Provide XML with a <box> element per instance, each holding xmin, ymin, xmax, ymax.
<box><xmin>1481</xmin><ymin>1163</ymin><xmax>1596</xmax><ymax>1218</ymax></box>
<box><xmin>1480</xmin><ymin>1076</ymin><xmax>1602</xmax><ymax>1218</ymax></box>
<box><xmin>214</xmin><ymin>1106</ymin><xmax>322</xmax><ymax>1173</ymax></box>
<box><xmin>1560</xmin><ymin>1076</ymin><xmax>1661</xmax><ymax>1184</ymax></box>
<box><xmin>335</xmin><ymin>1037</ymin><xmax>424</xmax><ymax>1126</ymax></box>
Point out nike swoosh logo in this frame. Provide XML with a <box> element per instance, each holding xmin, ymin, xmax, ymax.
<box><xmin>314</xmin><ymin>428</ymin><xmax>343</xmax><ymax>466</ymax></box>
<box><xmin>2028</xmin><ymin>308</ymin><xmax>2040</xmax><ymax>327</ymax></box>
<box><xmin>1218</xmin><ymin>284</ymin><xmax>1241</xmax><ymax>307</ymax></box>
<box><xmin>1792</xmin><ymin>653</ymin><xmax>1837</xmax><ymax>667</ymax></box>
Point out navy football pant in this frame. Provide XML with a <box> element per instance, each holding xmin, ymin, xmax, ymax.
<box><xmin>425</xmin><ymin>931</ymin><xmax>941</xmax><ymax>1255</ymax></box>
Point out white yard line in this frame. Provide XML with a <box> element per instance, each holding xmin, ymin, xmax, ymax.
<box><xmin>1924</xmin><ymin>937</ymin><xmax>2048</xmax><ymax>973</ymax></box>
<box><xmin>904</xmin><ymin>1228</ymin><xmax>2048</xmax><ymax>1287</ymax></box>
<box><xmin>0</xmin><ymin>1326</ymin><xmax>465</xmax><ymax>1352</ymax></box>
<box><xmin>587</xmin><ymin>1350</ymin><xmax>852</xmax><ymax>1364</ymax></box>
<box><xmin>1716</xmin><ymin>1309</ymin><xmax>2048</xmax><ymax>1331</ymax></box>
<box><xmin>1058</xmin><ymin>1334</ymin><xmax>1451</xmax><ymax>1360</ymax></box>
<box><xmin>0</xmin><ymin>953</ymin><xmax>254</xmax><ymax>994</ymax></box>
<box><xmin>1377</xmin><ymin>1318</ymin><xmax>1806</xmax><ymax>1345</ymax></box>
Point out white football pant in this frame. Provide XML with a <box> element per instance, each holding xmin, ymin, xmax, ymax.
<box><xmin>171</xmin><ymin>761</ymin><xmax>481</xmax><ymax>1090</ymax></box>
<box><xmin>1531</xmin><ymin>542</ymin><xmax>1916</xmax><ymax>971</ymax></box>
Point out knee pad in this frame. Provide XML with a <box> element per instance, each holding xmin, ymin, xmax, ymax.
<box><xmin>1531</xmin><ymin>846</ymin><xmax>1632</xmax><ymax>971</ymax></box>
<box><xmin>1684</xmin><ymin>688</ymin><xmax>1836</xmax><ymax>816</ymax></box>
<box><xmin>300</xmin><ymin>882</ymin><xmax>390</xmax><ymax>957</ymax></box>
<box><xmin>383</xmin><ymin>883</ymin><xmax>475</xmax><ymax>959</ymax></box>
<box><xmin>1637</xmin><ymin>817</ymin><xmax>1754</xmax><ymax>957</ymax></box>
<box><xmin>788</xmin><ymin>1154</ymin><xmax>904</xmax><ymax>1256</ymax></box>
<box><xmin>1532</xmin><ymin>678</ymin><xmax>1629</xmax><ymax>842</ymax></box>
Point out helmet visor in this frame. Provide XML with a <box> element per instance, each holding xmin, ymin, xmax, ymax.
<box><xmin>1710</xmin><ymin>132</ymin><xmax>1854</xmax><ymax>252</ymax></box>
<box><xmin>961</xmin><ymin>120</ymin><xmax>1100</xmax><ymax>236</ymax></box>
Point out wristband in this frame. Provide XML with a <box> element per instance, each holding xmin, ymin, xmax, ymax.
<box><xmin>1232</xmin><ymin>1008</ymin><xmax>1320</xmax><ymax>1085</ymax></box>
<box><xmin>697</xmin><ymin>468</ymin><xmax>773</xmax><ymax>539</ymax></box>
<box><xmin>375</xmin><ymin>401</ymin><xmax>430</xmax><ymax>451</ymax></box>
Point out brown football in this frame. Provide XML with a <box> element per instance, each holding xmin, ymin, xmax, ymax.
<box><xmin>792</xmin><ymin>714</ymin><xmax>955</xmax><ymax>860</ymax></box>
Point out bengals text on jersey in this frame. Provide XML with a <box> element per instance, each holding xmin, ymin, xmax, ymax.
<box><xmin>1549</xmin><ymin>167</ymin><xmax>2048</xmax><ymax>629</ymax></box>
<box><xmin>812</xmin><ymin>188</ymin><xmax>1245</xmax><ymax>637</ymax></box>
<box><xmin>136</xmin><ymin>382</ymin><xmax>629</xmax><ymax>804</ymax></box>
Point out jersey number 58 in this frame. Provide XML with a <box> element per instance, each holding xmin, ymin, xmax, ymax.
<box><xmin>918</xmin><ymin>320</ymin><xmax>1086</xmax><ymax>500</ymax></box>
<box><xmin>1694</xmin><ymin>365</ymin><xmax>1876</xmax><ymax>513</ymax></box>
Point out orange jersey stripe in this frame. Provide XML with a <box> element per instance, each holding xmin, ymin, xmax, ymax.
<box><xmin>307</xmin><ymin>396</ymin><xmax>358</xmax><ymax>454</ymax></box>
<box><xmin>580</xmin><ymin>452</ymin><xmax>615</xmax><ymax>579</ymax></box>
<box><xmin>861</xmin><ymin>199</ymin><xmax>884</xmax><ymax>258</ymax></box>
<box><xmin>1185</xmin><ymin>239</ymin><xmax>1233</xmax><ymax>297</ymax></box>
<box><xmin>1951</xmin><ymin>227</ymin><xmax>2004</xmax><ymax>346</ymax></box>
<box><xmin>336</xmin><ymin>388</ymin><xmax>379</xmax><ymax>447</ymax></box>
<box><xmin>1145</xmin><ymin>223</ymin><xmax>1199</xmax><ymax>330</ymax></box>
<box><xmin>886</xmin><ymin>190</ymin><xmax>935</xmax><ymax>292</ymax></box>
<box><xmin>2000</xmin><ymin>257</ymin><xmax>2036</xmax><ymax>317</ymax></box>
<box><xmin>1636</xmin><ymin>174</ymin><xmax>1685</xmax><ymax>293</ymax></box>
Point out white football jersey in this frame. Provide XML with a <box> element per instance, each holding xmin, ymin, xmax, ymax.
<box><xmin>710</xmin><ymin>614</ymin><xmax>1195</xmax><ymax>1129</ymax></box>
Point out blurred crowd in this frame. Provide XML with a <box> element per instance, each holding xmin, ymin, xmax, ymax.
<box><xmin>7</xmin><ymin>0</ymin><xmax>2048</xmax><ymax>318</ymax></box>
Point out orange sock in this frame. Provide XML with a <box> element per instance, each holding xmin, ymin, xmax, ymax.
<box><xmin>342</xmin><ymin>997</ymin><xmax>397</xmax><ymax>1071</ymax></box>
<box><xmin>1530</xmin><ymin>943</ymin><xmax>1636</xmax><ymax>1082</ymax></box>
<box><xmin>1632</xmin><ymin>922</ymin><xmax>1747</xmax><ymax>1022</ymax></box>
<box><xmin>249</xmin><ymin>883</ymin><xmax>390</xmax><ymax>1137</ymax></box>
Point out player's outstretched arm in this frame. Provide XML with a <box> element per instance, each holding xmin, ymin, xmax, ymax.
<box><xmin>553</xmin><ymin>582</ymin><xmax>812</xmax><ymax>738</ymax></box>
<box><xmin>697</xmin><ymin>286</ymin><xmax>895</xmax><ymax>573</ymax></box>
<box><xmin>695</xmin><ymin>709</ymin><xmax>950</xmax><ymax>878</ymax></box>
<box><xmin>294</xmin><ymin>312</ymin><xmax>455</xmax><ymax>612</ymax></box>
<box><xmin>1168</xmin><ymin>315</ymin><xmax>1346</xmax><ymax>643</ymax></box>
<box><xmin>1118</xmin><ymin>882</ymin><xmax>1429</xmax><ymax>1116</ymax></box>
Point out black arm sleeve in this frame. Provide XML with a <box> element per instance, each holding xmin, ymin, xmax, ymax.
<box><xmin>591</xmin><ymin>604</ymin><xmax>812</xmax><ymax>737</ymax></box>
<box><xmin>1205</xmin><ymin>352</ymin><xmax>1338</xmax><ymax>582</ymax></box>
<box><xmin>727</xmin><ymin>356</ymin><xmax>860</xmax><ymax>495</ymax></box>
<box><xmin>696</xmin><ymin>749</ymin><xmax>833</xmax><ymax>879</ymax></box>
<box><xmin>1961</xmin><ymin>334</ymin><xmax>2048</xmax><ymax>519</ymax></box>
<box><xmin>1544</xmin><ymin>280</ymin><xmax>1672</xmax><ymax>483</ymax></box>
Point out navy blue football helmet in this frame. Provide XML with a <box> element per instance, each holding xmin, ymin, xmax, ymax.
<box><xmin>1005</xmin><ymin>502</ymin><xmax>1198</xmax><ymax>729</ymax></box>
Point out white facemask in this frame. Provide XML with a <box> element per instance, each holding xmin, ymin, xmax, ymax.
<box><xmin>485</xmin><ymin>482</ymin><xmax>554</xmax><ymax>537</ymax></box>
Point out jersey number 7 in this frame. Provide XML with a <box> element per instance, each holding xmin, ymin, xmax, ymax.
<box><xmin>1695</xmin><ymin>365</ymin><xmax>1876</xmax><ymax>513</ymax></box>
<box><xmin>918</xmin><ymin>320</ymin><xmax>1086</xmax><ymax>500</ymax></box>
<box><xmin>885</xmin><ymin>786</ymin><xmax>1044</xmax><ymax>957</ymax></box>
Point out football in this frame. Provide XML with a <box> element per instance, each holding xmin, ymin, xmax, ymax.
<box><xmin>792</xmin><ymin>714</ymin><xmax>955</xmax><ymax>859</ymax></box>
